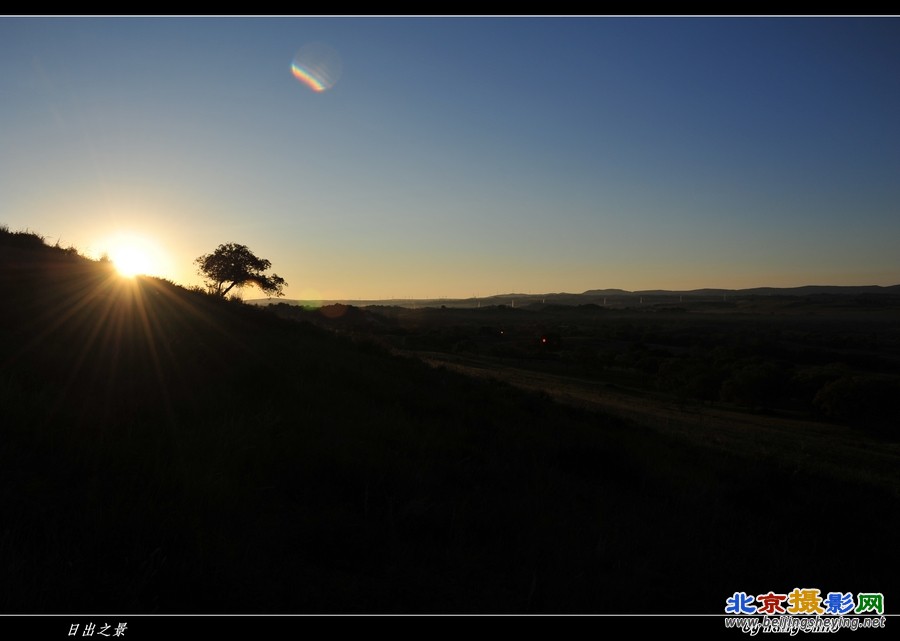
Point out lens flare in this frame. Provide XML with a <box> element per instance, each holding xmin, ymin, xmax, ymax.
<box><xmin>291</xmin><ymin>42</ymin><xmax>342</xmax><ymax>93</ymax></box>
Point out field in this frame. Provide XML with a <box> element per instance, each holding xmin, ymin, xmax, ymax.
<box><xmin>271</xmin><ymin>298</ymin><xmax>900</xmax><ymax>610</ymax></box>
<box><xmin>342</xmin><ymin>300</ymin><xmax>900</xmax><ymax>491</ymax></box>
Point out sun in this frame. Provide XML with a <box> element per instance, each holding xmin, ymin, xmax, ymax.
<box><xmin>103</xmin><ymin>234</ymin><xmax>164</xmax><ymax>279</ymax></box>
<box><xmin>111</xmin><ymin>244</ymin><xmax>152</xmax><ymax>277</ymax></box>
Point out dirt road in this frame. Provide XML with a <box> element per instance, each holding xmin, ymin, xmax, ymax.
<box><xmin>402</xmin><ymin>349</ymin><xmax>900</xmax><ymax>495</ymax></box>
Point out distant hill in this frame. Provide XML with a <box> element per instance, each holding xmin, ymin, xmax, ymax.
<box><xmin>631</xmin><ymin>284</ymin><xmax>900</xmax><ymax>296</ymax></box>
<box><xmin>250</xmin><ymin>284</ymin><xmax>900</xmax><ymax>309</ymax></box>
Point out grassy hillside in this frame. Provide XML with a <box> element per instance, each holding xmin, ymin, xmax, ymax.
<box><xmin>2</xmin><ymin>227</ymin><xmax>898</xmax><ymax>613</ymax></box>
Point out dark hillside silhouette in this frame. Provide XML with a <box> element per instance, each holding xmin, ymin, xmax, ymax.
<box><xmin>2</xmin><ymin>226</ymin><xmax>898</xmax><ymax>614</ymax></box>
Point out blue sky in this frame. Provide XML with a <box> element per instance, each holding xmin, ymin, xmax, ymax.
<box><xmin>2</xmin><ymin>17</ymin><xmax>899</xmax><ymax>299</ymax></box>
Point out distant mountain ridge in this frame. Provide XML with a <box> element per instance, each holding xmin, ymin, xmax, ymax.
<box><xmin>251</xmin><ymin>284</ymin><xmax>900</xmax><ymax>309</ymax></box>
<box><xmin>586</xmin><ymin>284</ymin><xmax>900</xmax><ymax>296</ymax></box>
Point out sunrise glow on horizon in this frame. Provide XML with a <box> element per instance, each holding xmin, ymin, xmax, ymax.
<box><xmin>2</xmin><ymin>17</ymin><xmax>899</xmax><ymax>299</ymax></box>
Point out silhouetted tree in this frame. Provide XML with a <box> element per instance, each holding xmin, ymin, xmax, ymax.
<box><xmin>195</xmin><ymin>243</ymin><xmax>286</xmax><ymax>298</ymax></box>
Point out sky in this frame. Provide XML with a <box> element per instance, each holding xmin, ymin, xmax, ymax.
<box><xmin>2</xmin><ymin>16</ymin><xmax>900</xmax><ymax>300</ymax></box>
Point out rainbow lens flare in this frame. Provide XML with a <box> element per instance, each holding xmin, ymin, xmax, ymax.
<box><xmin>291</xmin><ymin>42</ymin><xmax>342</xmax><ymax>93</ymax></box>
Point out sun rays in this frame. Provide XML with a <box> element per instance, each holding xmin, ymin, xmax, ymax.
<box><xmin>9</xmin><ymin>257</ymin><xmax>242</xmax><ymax>433</ymax></box>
